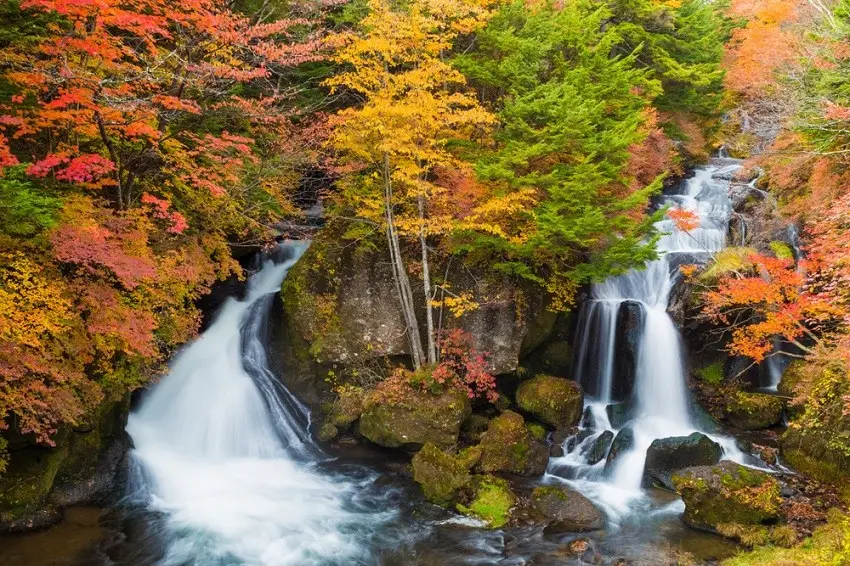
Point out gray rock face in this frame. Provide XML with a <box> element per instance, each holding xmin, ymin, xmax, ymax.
<box><xmin>603</xmin><ymin>426</ymin><xmax>635</xmax><ymax>474</ymax></box>
<box><xmin>585</xmin><ymin>431</ymin><xmax>614</xmax><ymax>465</ymax></box>
<box><xmin>605</xmin><ymin>402</ymin><xmax>632</xmax><ymax>429</ymax></box>
<box><xmin>280</xmin><ymin>229</ymin><xmax>555</xmax><ymax>376</ymax></box>
<box><xmin>533</xmin><ymin>485</ymin><xmax>605</xmax><ymax>533</ymax></box>
<box><xmin>642</xmin><ymin>433</ymin><xmax>722</xmax><ymax>490</ymax></box>
<box><xmin>613</xmin><ymin>301</ymin><xmax>642</xmax><ymax>400</ymax></box>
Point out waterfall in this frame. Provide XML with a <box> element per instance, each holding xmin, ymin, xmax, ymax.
<box><xmin>551</xmin><ymin>161</ymin><xmax>749</xmax><ymax>517</ymax></box>
<box><xmin>125</xmin><ymin>241</ymin><xmax>393</xmax><ymax>566</ymax></box>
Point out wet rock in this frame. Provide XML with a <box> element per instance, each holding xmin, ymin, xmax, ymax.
<box><xmin>585</xmin><ymin>431</ymin><xmax>614</xmax><ymax>465</ymax></box>
<box><xmin>642</xmin><ymin>433</ymin><xmax>722</xmax><ymax>490</ymax></box>
<box><xmin>725</xmin><ymin>392</ymin><xmax>783</xmax><ymax>430</ymax></box>
<box><xmin>603</xmin><ymin>426</ymin><xmax>635</xmax><ymax>473</ymax></box>
<box><xmin>515</xmin><ymin>375</ymin><xmax>583</xmax><ymax>429</ymax></box>
<box><xmin>476</xmin><ymin>410</ymin><xmax>549</xmax><ymax>476</ymax></box>
<box><xmin>689</xmin><ymin>401</ymin><xmax>723</xmax><ymax>434</ymax></box>
<box><xmin>549</xmin><ymin>428</ymin><xmax>576</xmax><ymax>457</ymax></box>
<box><xmin>359</xmin><ymin>387</ymin><xmax>470</xmax><ymax>450</ymax></box>
<box><xmin>457</xmin><ymin>475</ymin><xmax>516</xmax><ymax>528</ymax></box>
<box><xmin>565</xmin><ymin>428</ymin><xmax>593</xmax><ymax>453</ymax></box>
<box><xmin>317</xmin><ymin>422</ymin><xmax>338</xmax><ymax>442</ymax></box>
<box><xmin>533</xmin><ymin>485</ymin><xmax>605</xmax><ymax>533</ymax></box>
<box><xmin>552</xmin><ymin>537</ymin><xmax>599</xmax><ymax>563</ymax></box>
<box><xmin>672</xmin><ymin>461</ymin><xmax>781</xmax><ymax>533</ymax></box>
<box><xmin>581</xmin><ymin>406</ymin><xmax>595</xmax><ymax>431</ymax></box>
<box><xmin>605</xmin><ymin>402</ymin><xmax>632</xmax><ymax>428</ymax></box>
<box><xmin>412</xmin><ymin>443</ymin><xmax>471</xmax><ymax>506</ymax></box>
<box><xmin>613</xmin><ymin>301</ymin><xmax>643</xmax><ymax>399</ymax></box>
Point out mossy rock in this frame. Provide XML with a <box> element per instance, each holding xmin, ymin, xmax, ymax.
<box><xmin>532</xmin><ymin>485</ymin><xmax>605</xmax><ymax>533</ymax></box>
<box><xmin>725</xmin><ymin>392</ymin><xmax>783</xmax><ymax>430</ymax></box>
<box><xmin>412</xmin><ymin>443</ymin><xmax>472</xmax><ymax>507</ymax></box>
<box><xmin>777</xmin><ymin>360</ymin><xmax>805</xmax><ymax>399</ymax></box>
<box><xmin>327</xmin><ymin>387</ymin><xmax>364</xmax><ymax>430</ymax></box>
<box><xmin>460</xmin><ymin>414</ymin><xmax>490</xmax><ymax>444</ymax></box>
<box><xmin>516</xmin><ymin>375</ymin><xmax>583</xmax><ymax>429</ymax></box>
<box><xmin>642</xmin><ymin>433</ymin><xmax>722</xmax><ymax>490</ymax></box>
<box><xmin>475</xmin><ymin>410</ymin><xmax>548</xmax><ymax>476</ymax></box>
<box><xmin>780</xmin><ymin>426</ymin><xmax>850</xmax><ymax>486</ymax></box>
<box><xmin>526</xmin><ymin>422</ymin><xmax>547</xmax><ymax>441</ymax></box>
<box><xmin>457</xmin><ymin>475</ymin><xmax>516</xmax><ymax>528</ymax></box>
<box><xmin>359</xmin><ymin>386</ymin><xmax>470</xmax><ymax>450</ymax></box>
<box><xmin>317</xmin><ymin>422</ymin><xmax>338</xmax><ymax>442</ymax></box>
<box><xmin>672</xmin><ymin>461</ymin><xmax>781</xmax><ymax>534</ymax></box>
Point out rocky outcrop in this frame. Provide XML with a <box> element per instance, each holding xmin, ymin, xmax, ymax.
<box><xmin>475</xmin><ymin>411</ymin><xmax>548</xmax><ymax>476</ymax></box>
<box><xmin>359</xmin><ymin>387</ymin><xmax>470</xmax><ymax>450</ymax></box>
<box><xmin>672</xmin><ymin>461</ymin><xmax>781</xmax><ymax>533</ymax></box>
<box><xmin>279</xmin><ymin>227</ymin><xmax>557</xmax><ymax>379</ymax></box>
<box><xmin>532</xmin><ymin>485</ymin><xmax>605</xmax><ymax>533</ymax></box>
<box><xmin>515</xmin><ymin>375</ymin><xmax>583</xmax><ymax>429</ymax></box>
<box><xmin>725</xmin><ymin>392</ymin><xmax>783</xmax><ymax>430</ymax></box>
<box><xmin>412</xmin><ymin>443</ymin><xmax>472</xmax><ymax>506</ymax></box>
<box><xmin>0</xmin><ymin>396</ymin><xmax>129</xmax><ymax>533</ymax></box>
<box><xmin>642</xmin><ymin>433</ymin><xmax>722</xmax><ymax>490</ymax></box>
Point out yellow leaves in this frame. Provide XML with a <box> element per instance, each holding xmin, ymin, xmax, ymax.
<box><xmin>0</xmin><ymin>251</ymin><xmax>74</xmax><ymax>349</ymax></box>
<box><xmin>431</xmin><ymin>289</ymin><xmax>479</xmax><ymax>317</ymax></box>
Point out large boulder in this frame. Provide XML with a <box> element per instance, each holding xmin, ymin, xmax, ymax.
<box><xmin>359</xmin><ymin>386</ymin><xmax>470</xmax><ymax>450</ymax></box>
<box><xmin>642</xmin><ymin>433</ymin><xmax>722</xmax><ymax>490</ymax></box>
<box><xmin>725</xmin><ymin>392</ymin><xmax>783</xmax><ymax>430</ymax></box>
<box><xmin>412</xmin><ymin>443</ymin><xmax>471</xmax><ymax>506</ymax></box>
<box><xmin>532</xmin><ymin>485</ymin><xmax>605</xmax><ymax>533</ymax></box>
<box><xmin>476</xmin><ymin>411</ymin><xmax>549</xmax><ymax>476</ymax></box>
<box><xmin>672</xmin><ymin>461</ymin><xmax>781</xmax><ymax>533</ymax></box>
<box><xmin>515</xmin><ymin>375</ymin><xmax>583</xmax><ymax>429</ymax></box>
<box><xmin>613</xmin><ymin>301</ymin><xmax>643</xmax><ymax>400</ymax></box>
<box><xmin>280</xmin><ymin>227</ymin><xmax>556</xmax><ymax>376</ymax></box>
<box><xmin>456</xmin><ymin>475</ymin><xmax>517</xmax><ymax>528</ymax></box>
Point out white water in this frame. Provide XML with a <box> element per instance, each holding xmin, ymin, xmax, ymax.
<box><xmin>549</xmin><ymin>162</ymin><xmax>751</xmax><ymax>520</ymax></box>
<box><xmin>126</xmin><ymin>242</ymin><xmax>394</xmax><ymax>566</ymax></box>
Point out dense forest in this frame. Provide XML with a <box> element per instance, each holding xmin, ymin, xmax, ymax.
<box><xmin>0</xmin><ymin>0</ymin><xmax>848</xmax><ymax>564</ymax></box>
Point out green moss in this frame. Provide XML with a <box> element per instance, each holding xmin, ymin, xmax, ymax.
<box><xmin>725</xmin><ymin>392</ymin><xmax>783</xmax><ymax>430</ymax></box>
<box><xmin>456</xmin><ymin>445</ymin><xmax>482</xmax><ymax>470</ymax></box>
<box><xmin>721</xmin><ymin>510</ymin><xmax>850</xmax><ymax>566</ymax></box>
<box><xmin>456</xmin><ymin>476</ymin><xmax>516</xmax><ymax>528</ymax></box>
<box><xmin>696</xmin><ymin>361</ymin><xmax>724</xmax><ymax>385</ymax></box>
<box><xmin>768</xmin><ymin>241</ymin><xmax>794</xmax><ymax>260</ymax></box>
<box><xmin>672</xmin><ymin>461</ymin><xmax>781</xmax><ymax>533</ymax></box>
<box><xmin>476</xmin><ymin>410</ymin><xmax>547</xmax><ymax>476</ymax></box>
<box><xmin>699</xmin><ymin>247</ymin><xmax>758</xmax><ymax>284</ymax></box>
<box><xmin>515</xmin><ymin>375</ymin><xmax>583</xmax><ymax>428</ymax></box>
<box><xmin>531</xmin><ymin>485</ymin><xmax>568</xmax><ymax>502</ymax></box>
<box><xmin>526</xmin><ymin>422</ymin><xmax>546</xmax><ymax>441</ymax></box>
<box><xmin>412</xmin><ymin>443</ymin><xmax>471</xmax><ymax>507</ymax></box>
<box><xmin>0</xmin><ymin>435</ymin><xmax>69</xmax><ymax>524</ymax></box>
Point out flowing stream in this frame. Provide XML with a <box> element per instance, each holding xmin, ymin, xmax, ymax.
<box><xmin>549</xmin><ymin>161</ymin><xmax>751</xmax><ymax>521</ymax></box>
<box><xmin>124</xmin><ymin>242</ymin><xmax>396</xmax><ymax>566</ymax></box>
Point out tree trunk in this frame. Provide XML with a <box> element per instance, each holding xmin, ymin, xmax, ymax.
<box><xmin>418</xmin><ymin>192</ymin><xmax>437</xmax><ymax>365</ymax></box>
<box><xmin>382</xmin><ymin>153</ymin><xmax>425</xmax><ymax>368</ymax></box>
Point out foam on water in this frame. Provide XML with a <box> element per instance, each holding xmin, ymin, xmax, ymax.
<box><xmin>126</xmin><ymin>241</ymin><xmax>394</xmax><ymax>565</ymax></box>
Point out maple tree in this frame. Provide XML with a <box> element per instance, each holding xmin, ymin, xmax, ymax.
<box><xmin>325</xmin><ymin>0</ymin><xmax>497</xmax><ymax>368</ymax></box>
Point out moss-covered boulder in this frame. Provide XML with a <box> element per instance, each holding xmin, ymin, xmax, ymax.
<box><xmin>643</xmin><ymin>433</ymin><xmax>722</xmax><ymax>490</ymax></box>
<box><xmin>412</xmin><ymin>443</ymin><xmax>472</xmax><ymax>507</ymax></box>
<box><xmin>780</xmin><ymin>426</ymin><xmax>850</xmax><ymax>486</ymax></box>
<box><xmin>327</xmin><ymin>387</ymin><xmax>364</xmax><ymax>431</ymax></box>
<box><xmin>457</xmin><ymin>475</ymin><xmax>516</xmax><ymax>528</ymax></box>
<box><xmin>475</xmin><ymin>410</ymin><xmax>548</xmax><ymax>476</ymax></box>
<box><xmin>0</xmin><ymin>396</ymin><xmax>129</xmax><ymax>532</ymax></box>
<box><xmin>777</xmin><ymin>361</ymin><xmax>804</xmax><ymax>399</ymax></box>
<box><xmin>516</xmin><ymin>375</ymin><xmax>583</xmax><ymax>429</ymax></box>
<box><xmin>725</xmin><ymin>392</ymin><xmax>783</xmax><ymax>430</ymax></box>
<box><xmin>359</xmin><ymin>386</ymin><xmax>470</xmax><ymax>450</ymax></box>
<box><xmin>532</xmin><ymin>485</ymin><xmax>605</xmax><ymax>533</ymax></box>
<box><xmin>672</xmin><ymin>461</ymin><xmax>781</xmax><ymax>533</ymax></box>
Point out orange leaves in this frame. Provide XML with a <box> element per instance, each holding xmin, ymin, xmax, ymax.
<box><xmin>701</xmin><ymin>252</ymin><xmax>840</xmax><ymax>363</ymax></box>
<box><xmin>668</xmin><ymin>208</ymin><xmax>701</xmax><ymax>232</ymax></box>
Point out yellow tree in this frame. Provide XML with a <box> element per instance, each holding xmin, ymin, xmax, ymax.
<box><xmin>326</xmin><ymin>0</ymin><xmax>496</xmax><ymax>368</ymax></box>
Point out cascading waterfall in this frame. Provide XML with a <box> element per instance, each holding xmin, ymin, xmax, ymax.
<box><xmin>549</xmin><ymin>161</ymin><xmax>748</xmax><ymax>520</ymax></box>
<box><xmin>125</xmin><ymin>241</ymin><xmax>394</xmax><ymax>566</ymax></box>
